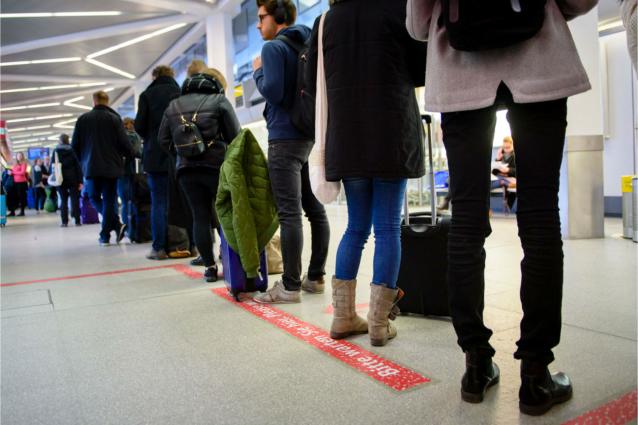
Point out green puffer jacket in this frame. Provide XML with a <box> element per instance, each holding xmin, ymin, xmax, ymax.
<box><xmin>216</xmin><ymin>129</ymin><xmax>279</xmax><ymax>278</ymax></box>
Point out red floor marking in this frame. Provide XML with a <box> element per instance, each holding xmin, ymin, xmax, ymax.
<box><xmin>562</xmin><ymin>389</ymin><xmax>637</xmax><ymax>425</ymax></box>
<box><xmin>211</xmin><ymin>287</ymin><xmax>430</xmax><ymax>392</ymax></box>
<box><xmin>324</xmin><ymin>303</ymin><xmax>369</xmax><ymax>314</ymax></box>
<box><xmin>0</xmin><ymin>264</ymin><xmax>178</xmax><ymax>287</ymax></box>
<box><xmin>172</xmin><ymin>264</ymin><xmax>203</xmax><ymax>280</ymax></box>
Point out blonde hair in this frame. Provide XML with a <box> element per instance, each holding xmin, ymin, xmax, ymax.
<box><xmin>503</xmin><ymin>136</ymin><xmax>513</xmax><ymax>145</ymax></box>
<box><xmin>202</xmin><ymin>67</ymin><xmax>228</xmax><ymax>91</ymax></box>
<box><xmin>187</xmin><ymin>59</ymin><xmax>207</xmax><ymax>77</ymax></box>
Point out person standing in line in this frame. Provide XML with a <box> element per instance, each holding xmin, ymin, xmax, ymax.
<box><xmin>135</xmin><ymin>65</ymin><xmax>181</xmax><ymax>260</ymax></box>
<box><xmin>31</xmin><ymin>158</ymin><xmax>46</xmax><ymax>213</ymax></box>
<box><xmin>407</xmin><ymin>0</ymin><xmax>597</xmax><ymax>415</ymax></box>
<box><xmin>55</xmin><ymin>134</ymin><xmax>83</xmax><ymax>227</ymax></box>
<box><xmin>42</xmin><ymin>155</ymin><xmax>58</xmax><ymax>212</ymax></box>
<box><xmin>9</xmin><ymin>152</ymin><xmax>29</xmax><ymax>216</ymax></box>
<box><xmin>72</xmin><ymin>90</ymin><xmax>136</xmax><ymax>246</ymax></box>
<box><xmin>252</xmin><ymin>0</ymin><xmax>331</xmax><ymax>304</ymax></box>
<box><xmin>119</xmin><ymin>118</ymin><xmax>143</xmax><ymax>239</ymax></box>
<box><xmin>159</xmin><ymin>68</ymin><xmax>241</xmax><ymax>282</ymax></box>
<box><xmin>305</xmin><ymin>0</ymin><xmax>426</xmax><ymax>345</ymax></box>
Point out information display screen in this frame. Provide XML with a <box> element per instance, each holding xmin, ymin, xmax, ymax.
<box><xmin>27</xmin><ymin>147</ymin><xmax>50</xmax><ymax>161</ymax></box>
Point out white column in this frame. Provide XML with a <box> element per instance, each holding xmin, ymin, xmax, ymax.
<box><xmin>206</xmin><ymin>12</ymin><xmax>236</xmax><ymax>103</ymax></box>
<box><xmin>133</xmin><ymin>81</ymin><xmax>150</xmax><ymax>114</ymax></box>
<box><xmin>559</xmin><ymin>7</ymin><xmax>606</xmax><ymax>239</ymax></box>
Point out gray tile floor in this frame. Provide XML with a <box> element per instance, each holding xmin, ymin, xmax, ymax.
<box><xmin>1</xmin><ymin>207</ymin><xmax>636</xmax><ymax>425</ymax></box>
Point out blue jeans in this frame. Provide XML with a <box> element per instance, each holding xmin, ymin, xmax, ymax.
<box><xmin>335</xmin><ymin>178</ymin><xmax>407</xmax><ymax>288</ymax></box>
<box><xmin>85</xmin><ymin>177</ymin><xmax>119</xmax><ymax>242</ymax></box>
<box><xmin>147</xmin><ymin>173</ymin><xmax>168</xmax><ymax>251</ymax></box>
<box><xmin>117</xmin><ymin>176</ymin><xmax>136</xmax><ymax>238</ymax></box>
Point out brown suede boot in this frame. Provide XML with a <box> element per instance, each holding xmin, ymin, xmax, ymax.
<box><xmin>367</xmin><ymin>284</ymin><xmax>403</xmax><ymax>346</ymax></box>
<box><xmin>330</xmin><ymin>277</ymin><xmax>368</xmax><ymax>339</ymax></box>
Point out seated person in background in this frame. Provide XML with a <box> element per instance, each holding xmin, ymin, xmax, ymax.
<box><xmin>491</xmin><ymin>135</ymin><xmax>517</xmax><ymax>209</ymax></box>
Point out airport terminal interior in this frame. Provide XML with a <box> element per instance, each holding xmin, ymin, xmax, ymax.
<box><xmin>1</xmin><ymin>0</ymin><xmax>637</xmax><ymax>424</ymax></box>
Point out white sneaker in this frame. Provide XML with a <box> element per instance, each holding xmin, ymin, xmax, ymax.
<box><xmin>253</xmin><ymin>280</ymin><xmax>301</xmax><ymax>304</ymax></box>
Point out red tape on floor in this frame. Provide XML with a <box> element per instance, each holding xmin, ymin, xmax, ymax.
<box><xmin>211</xmin><ymin>287</ymin><xmax>430</xmax><ymax>392</ymax></box>
<box><xmin>0</xmin><ymin>264</ymin><xmax>178</xmax><ymax>287</ymax></box>
<box><xmin>562</xmin><ymin>389</ymin><xmax>637</xmax><ymax>425</ymax></box>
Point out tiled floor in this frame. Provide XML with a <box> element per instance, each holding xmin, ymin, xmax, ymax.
<box><xmin>1</xmin><ymin>207</ymin><xmax>636</xmax><ymax>425</ymax></box>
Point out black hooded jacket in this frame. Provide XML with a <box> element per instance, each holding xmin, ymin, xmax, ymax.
<box><xmin>158</xmin><ymin>73</ymin><xmax>241</xmax><ymax>175</ymax></box>
<box><xmin>135</xmin><ymin>75</ymin><xmax>181</xmax><ymax>173</ymax></box>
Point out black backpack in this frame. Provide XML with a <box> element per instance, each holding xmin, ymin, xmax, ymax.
<box><xmin>171</xmin><ymin>96</ymin><xmax>212</xmax><ymax>158</ymax></box>
<box><xmin>441</xmin><ymin>0</ymin><xmax>547</xmax><ymax>51</ymax></box>
<box><xmin>275</xmin><ymin>34</ymin><xmax>315</xmax><ymax>140</ymax></box>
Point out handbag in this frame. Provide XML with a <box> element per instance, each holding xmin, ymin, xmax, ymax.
<box><xmin>308</xmin><ymin>12</ymin><xmax>341</xmax><ymax>205</ymax></box>
<box><xmin>47</xmin><ymin>151</ymin><xmax>63</xmax><ymax>187</ymax></box>
<box><xmin>265</xmin><ymin>234</ymin><xmax>284</xmax><ymax>275</ymax></box>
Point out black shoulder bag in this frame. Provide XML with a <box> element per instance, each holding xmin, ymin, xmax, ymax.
<box><xmin>172</xmin><ymin>96</ymin><xmax>213</xmax><ymax>158</ymax></box>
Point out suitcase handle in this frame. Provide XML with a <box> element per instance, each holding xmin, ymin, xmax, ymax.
<box><xmin>404</xmin><ymin>114</ymin><xmax>437</xmax><ymax>226</ymax></box>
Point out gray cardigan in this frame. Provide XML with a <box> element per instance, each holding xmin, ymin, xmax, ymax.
<box><xmin>406</xmin><ymin>0</ymin><xmax>598</xmax><ymax>112</ymax></box>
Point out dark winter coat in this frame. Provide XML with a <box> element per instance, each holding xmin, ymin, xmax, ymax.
<box><xmin>158</xmin><ymin>74</ymin><xmax>241</xmax><ymax>176</ymax></box>
<box><xmin>135</xmin><ymin>76</ymin><xmax>181</xmax><ymax>174</ymax></box>
<box><xmin>306</xmin><ymin>0</ymin><xmax>428</xmax><ymax>181</ymax></box>
<box><xmin>71</xmin><ymin>105</ymin><xmax>136</xmax><ymax>179</ymax></box>
<box><xmin>54</xmin><ymin>144</ymin><xmax>83</xmax><ymax>185</ymax></box>
<box><xmin>253</xmin><ymin>25</ymin><xmax>311</xmax><ymax>141</ymax></box>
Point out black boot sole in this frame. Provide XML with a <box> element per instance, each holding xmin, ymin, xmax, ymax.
<box><xmin>519</xmin><ymin>387</ymin><xmax>573</xmax><ymax>416</ymax></box>
<box><xmin>461</xmin><ymin>374</ymin><xmax>500</xmax><ymax>403</ymax></box>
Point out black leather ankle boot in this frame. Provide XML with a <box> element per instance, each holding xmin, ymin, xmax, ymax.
<box><xmin>519</xmin><ymin>361</ymin><xmax>573</xmax><ymax>416</ymax></box>
<box><xmin>461</xmin><ymin>352</ymin><xmax>500</xmax><ymax>403</ymax></box>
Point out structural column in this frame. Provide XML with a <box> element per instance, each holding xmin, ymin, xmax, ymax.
<box><xmin>559</xmin><ymin>7</ymin><xmax>606</xmax><ymax>239</ymax></box>
<box><xmin>206</xmin><ymin>10</ymin><xmax>237</xmax><ymax>103</ymax></box>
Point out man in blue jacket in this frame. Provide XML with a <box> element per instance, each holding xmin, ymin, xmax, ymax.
<box><xmin>252</xmin><ymin>0</ymin><xmax>330</xmax><ymax>304</ymax></box>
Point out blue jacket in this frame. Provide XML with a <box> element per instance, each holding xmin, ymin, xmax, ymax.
<box><xmin>253</xmin><ymin>25</ymin><xmax>311</xmax><ymax>141</ymax></box>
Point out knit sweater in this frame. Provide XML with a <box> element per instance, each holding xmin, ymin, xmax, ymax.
<box><xmin>406</xmin><ymin>0</ymin><xmax>597</xmax><ymax>112</ymax></box>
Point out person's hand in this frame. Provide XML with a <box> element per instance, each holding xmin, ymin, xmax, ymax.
<box><xmin>252</xmin><ymin>56</ymin><xmax>262</xmax><ymax>71</ymax></box>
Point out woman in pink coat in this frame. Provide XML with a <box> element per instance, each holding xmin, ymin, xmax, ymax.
<box><xmin>10</xmin><ymin>152</ymin><xmax>29</xmax><ymax>216</ymax></box>
<box><xmin>406</xmin><ymin>0</ymin><xmax>597</xmax><ymax>416</ymax></box>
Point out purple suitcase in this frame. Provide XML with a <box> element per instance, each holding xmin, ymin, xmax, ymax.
<box><xmin>219</xmin><ymin>229</ymin><xmax>268</xmax><ymax>301</ymax></box>
<box><xmin>80</xmin><ymin>193</ymin><xmax>99</xmax><ymax>224</ymax></box>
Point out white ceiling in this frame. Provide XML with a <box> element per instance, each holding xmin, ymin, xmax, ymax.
<box><xmin>0</xmin><ymin>0</ymin><xmax>625</xmax><ymax>151</ymax></box>
<box><xmin>0</xmin><ymin>0</ymin><xmax>229</xmax><ymax>150</ymax></box>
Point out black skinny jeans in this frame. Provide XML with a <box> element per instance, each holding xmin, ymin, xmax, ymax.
<box><xmin>178</xmin><ymin>169</ymin><xmax>220</xmax><ymax>268</ymax></box>
<box><xmin>442</xmin><ymin>86</ymin><xmax>567</xmax><ymax>366</ymax></box>
<box><xmin>268</xmin><ymin>140</ymin><xmax>330</xmax><ymax>291</ymax></box>
<box><xmin>12</xmin><ymin>182</ymin><xmax>28</xmax><ymax>214</ymax></box>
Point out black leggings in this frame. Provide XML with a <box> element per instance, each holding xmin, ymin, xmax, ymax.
<box><xmin>12</xmin><ymin>182</ymin><xmax>28</xmax><ymax>213</ymax></box>
<box><xmin>178</xmin><ymin>169</ymin><xmax>220</xmax><ymax>268</ymax></box>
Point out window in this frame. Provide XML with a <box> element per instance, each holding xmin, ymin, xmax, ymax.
<box><xmin>297</xmin><ymin>0</ymin><xmax>320</xmax><ymax>14</ymax></box>
<box><xmin>233</xmin><ymin>8</ymin><xmax>249</xmax><ymax>53</ymax></box>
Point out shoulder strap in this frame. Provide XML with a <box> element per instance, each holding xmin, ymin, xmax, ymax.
<box><xmin>174</xmin><ymin>95</ymin><xmax>210</xmax><ymax>124</ymax></box>
<box><xmin>275</xmin><ymin>34</ymin><xmax>304</xmax><ymax>54</ymax></box>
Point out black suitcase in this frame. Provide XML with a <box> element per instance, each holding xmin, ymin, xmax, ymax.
<box><xmin>397</xmin><ymin>115</ymin><xmax>451</xmax><ymax>317</ymax></box>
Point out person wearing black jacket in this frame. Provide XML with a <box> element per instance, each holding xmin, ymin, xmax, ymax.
<box><xmin>158</xmin><ymin>69</ymin><xmax>241</xmax><ymax>282</ymax></box>
<box><xmin>55</xmin><ymin>134</ymin><xmax>83</xmax><ymax>227</ymax></box>
<box><xmin>135</xmin><ymin>65</ymin><xmax>181</xmax><ymax>260</ymax></box>
<box><xmin>72</xmin><ymin>90</ymin><xmax>136</xmax><ymax>245</ymax></box>
<box><xmin>304</xmin><ymin>0</ymin><xmax>427</xmax><ymax>346</ymax></box>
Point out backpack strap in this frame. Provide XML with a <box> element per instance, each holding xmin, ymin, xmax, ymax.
<box><xmin>173</xmin><ymin>95</ymin><xmax>210</xmax><ymax>124</ymax></box>
<box><xmin>275</xmin><ymin>34</ymin><xmax>304</xmax><ymax>54</ymax></box>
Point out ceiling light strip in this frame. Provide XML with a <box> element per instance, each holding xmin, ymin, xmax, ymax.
<box><xmin>7</xmin><ymin>114</ymin><xmax>73</xmax><ymax>124</ymax></box>
<box><xmin>0</xmin><ymin>82</ymin><xmax>106</xmax><ymax>94</ymax></box>
<box><xmin>84</xmin><ymin>58</ymin><xmax>135</xmax><ymax>79</ymax></box>
<box><xmin>87</xmin><ymin>23</ymin><xmax>188</xmax><ymax>59</ymax></box>
<box><xmin>0</xmin><ymin>102</ymin><xmax>61</xmax><ymax>112</ymax></box>
<box><xmin>0</xmin><ymin>12</ymin><xmax>122</xmax><ymax>18</ymax></box>
<box><xmin>64</xmin><ymin>96</ymin><xmax>92</xmax><ymax>111</ymax></box>
<box><xmin>0</xmin><ymin>57</ymin><xmax>81</xmax><ymax>67</ymax></box>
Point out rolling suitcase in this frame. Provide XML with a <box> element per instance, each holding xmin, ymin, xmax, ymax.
<box><xmin>80</xmin><ymin>192</ymin><xmax>99</xmax><ymax>224</ymax></box>
<box><xmin>396</xmin><ymin>114</ymin><xmax>451</xmax><ymax>317</ymax></box>
<box><xmin>0</xmin><ymin>194</ymin><xmax>7</xmax><ymax>226</ymax></box>
<box><xmin>219</xmin><ymin>229</ymin><xmax>268</xmax><ymax>301</ymax></box>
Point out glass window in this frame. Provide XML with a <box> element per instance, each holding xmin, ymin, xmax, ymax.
<box><xmin>298</xmin><ymin>0</ymin><xmax>320</xmax><ymax>14</ymax></box>
<box><xmin>233</xmin><ymin>8</ymin><xmax>249</xmax><ymax>53</ymax></box>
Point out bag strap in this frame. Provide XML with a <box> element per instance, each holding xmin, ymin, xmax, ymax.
<box><xmin>275</xmin><ymin>34</ymin><xmax>304</xmax><ymax>54</ymax></box>
<box><xmin>173</xmin><ymin>95</ymin><xmax>211</xmax><ymax>125</ymax></box>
